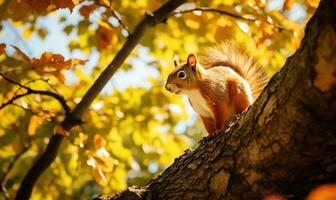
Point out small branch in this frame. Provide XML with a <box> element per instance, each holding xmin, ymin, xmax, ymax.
<box><xmin>173</xmin><ymin>7</ymin><xmax>257</xmax><ymax>22</ymax></box>
<box><xmin>173</xmin><ymin>7</ymin><xmax>286</xmax><ymax>31</ymax></box>
<box><xmin>0</xmin><ymin>92</ymin><xmax>30</xmax><ymax>110</ymax></box>
<box><xmin>111</xmin><ymin>10</ymin><xmax>130</xmax><ymax>35</ymax></box>
<box><xmin>95</xmin><ymin>1</ymin><xmax>130</xmax><ymax>35</ymax></box>
<box><xmin>0</xmin><ymin>72</ymin><xmax>71</xmax><ymax>115</ymax></box>
<box><xmin>0</xmin><ymin>146</ymin><xmax>30</xmax><ymax>200</ymax></box>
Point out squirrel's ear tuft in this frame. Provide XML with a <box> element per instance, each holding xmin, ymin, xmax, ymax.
<box><xmin>187</xmin><ymin>53</ymin><xmax>197</xmax><ymax>67</ymax></box>
<box><xmin>173</xmin><ymin>54</ymin><xmax>179</xmax><ymax>67</ymax></box>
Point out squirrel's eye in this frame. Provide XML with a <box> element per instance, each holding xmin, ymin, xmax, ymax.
<box><xmin>177</xmin><ymin>71</ymin><xmax>186</xmax><ymax>79</ymax></box>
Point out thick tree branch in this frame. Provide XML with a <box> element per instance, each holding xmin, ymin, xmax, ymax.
<box><xmin>0</xmin><ymin>72</ymin><xmax>71</xmax><ymax>114</ymax></box>
<box><xmin>95</xmin><ymin>0</ymin><xmax>336</xmax><ymax>199</ymax></box>
<box><xmin>15</xmin><ymin>0</ymin><xmax>186</xmax><ymax>199</ymax></box>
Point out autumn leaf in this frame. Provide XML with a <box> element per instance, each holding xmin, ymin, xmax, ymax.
<box><xmin>53</xmin><ymin>0</ymin><xmax>77</xmax><ymax>11</ymax></box>
<box><xmin>25</xmin><ymin>0</ymin><xmax>50</xmax><ymax>14</ymax></box>
<box><xmin>79</xmin><ymin>4</ymin><xmax>98</xmax><ymax>19</ymax></box>
<box><xmin>86</xmin><ymin>148</ymin><xmax>118</xmax><ymax>187</ymax></box>
<box><xmin>8</xmin><ymin>1</ymin><xmax>30</xmax><ymax>21</ymax></box>
<box><xmin>283</xmin><ymin>0</ymin><xmax>295</xmax><ymax>10</ymax></box>
<box><xmin>93</xmin><ymin>133</ymin><xmax>107</xmax><ymax>149</ymax></box>
<box><xmin>0</xmin><ymin>43</ymin><xmax>6</xmax><ymax>55</ymax></box>
<box><xmin>28</xmin><ymin>111</ymin><xmax>54</xmax><ymax>136</ymax></box>
<box><xmin>98</xmin><ymin>0</ymin><xmax>111</xmax><ymax>7</ymax></box>
<box><xmin>53</xmin><ymin>124</ymin><xmax>69</xmax><ymax>136</ymax></box>
<box><xmin>96</xmin><ymin>21</ymin><xmax>117</xmax><ymax>51</ymax></box>
<box><xmin>74</xmin><ymin>132</ymin><xmax>89</xmax><ymax>147</ymax></box>
<box><xmin>306</xmin><ymin>184</ymin><xmax>336</xmax><ymax>200</ymax></box>
<box><xmin>307</xmin><ymin>0</ymin><xmax>320</xmax><ymax>8</ymax></box>
<box><xmin>11</xmin><ymin>45</ymin><xmax>86</xmax><ymax>83</ymax></box>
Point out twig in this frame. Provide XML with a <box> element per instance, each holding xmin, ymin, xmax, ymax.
<box><xmin>111</xmin><ymin>9</ymin><xmax>130</xmax><ymax>35</ymax></box>
<box><xmin>95</xmin><ymin>1</ymin><xmax>130</xmax><ymax>35</ymax></box>
<box><xmin>173</xmin><ymin>7</ymin><xmax>257</xmax><ymax>22</ymax></box>
<box><xmin>0</xmin><ymin>72</ymin><xmax>71</xmax><ymax>115</ymax></box>
<box><xmin>15</xmin><ymin>1</ymin><xmax>186</xmax><ymax>199</ymax></box>
<box><xmin>3</xmin><ymin>67</ymin><xmax>34</xmax><ymax>75</ymax></box>
<box><xmin>173</xmin><ymin>7</ymin><xmax>286</xmax><ymax>31</ymax></box>
<box><xmin>0</xmin><ymin>146</ymin><xmax>30</xmax><ymax>200</ymax></box>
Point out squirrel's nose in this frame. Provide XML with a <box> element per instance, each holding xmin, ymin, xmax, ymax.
<box><xmin>166</xmin><ymin>83</ymin><xmax>174</xmax><ymax>92</ymax></box>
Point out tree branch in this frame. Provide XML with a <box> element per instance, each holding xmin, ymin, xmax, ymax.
<box><xmin>0</xmin><ymin>72</ymin><xmax>71</xmax><ymax>114</ymax></box>
<box><xmin>173</xmin><ymin>7</ymin><xmax>286</xmax><ymax>31</ymax></box>
<box><xmin>15</xmin><ymin>0</ymin><xmax>186</xmax><ymax>199</ymax></box>
<box><xmin>173</xmin><ymin>7</ymin><xmax>256</xmax><ymax>22</ymax></box>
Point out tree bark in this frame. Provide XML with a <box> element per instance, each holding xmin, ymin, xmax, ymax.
<box><xmin>95</xmin><ymin>0</ymin><xmax>336</xmax><ymax>199</ymax></box>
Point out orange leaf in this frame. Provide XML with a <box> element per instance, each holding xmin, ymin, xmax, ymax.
<box><xmin>264</xmin><ymin>194</ymin><xmax>287</xmax><ymax>200</ymax></box>
<box><xmin>79</xmin><ymin>4</ymin><xmax>98</xmax><ymax>18</ymax></box>
<box><xmin>283</xmin><ymin>0</ymin><xmax>295</xmax><ymax>10</ymax></box>
<box><xmin>9</xmin><ymin>1</ymin><xmax>30</xmax><ymax>21</ymax></box>
<box><xmin>0</xmin><ymin>43</ymin><xmax>6</xmax><ymax>55</ymax></box>
<box><xmin>11</xmin><ymin>45</ymin><xmax>31</xmax><ymax>62</ymax></box>
<box><xmin>25</xmin><ymin>0</ymin><xmax>50</xmax><ymax>14</ymax></box>
<box><xmin>96</xmin><ymin>21</ymin><xmax>117</xmax><ymax>51</ymax></box>
<box><xmin>11</xmin><ymin>45</ymin><xmax>86</xmax><ymax>83</ymax></box>
<box><xmin>93</xmin><ymin>134</ymin><xmax>107</xmax><ymax>149</ymax></box>
<box><xmin>53</xmin><ymin>0</ymin><xmax>76</xmax><ymax>11</ymax></box>
<box><xmin>53</xmin><ymin>124</ymin><xmax>69</xmax><ymax>136</ymax></box>
<box><xmin>306</xmin><ymin>184</ymin><xmax>336</xmax><ymax>200</ymax></box>
<box><xmin>92</xmin><ymin>167</ymin><xmax>108</xmax><ymax>186</ymax></box>
<box><xmin>307</xmin><ymin>0</ymin><xmax>320</xmax><ymax>8</ymax></box>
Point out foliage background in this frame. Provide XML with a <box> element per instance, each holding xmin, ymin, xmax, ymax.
<box><xmin>0</xmin><ymin>0</ymin><xmax>317</xmax><ymax>199</ymax></box>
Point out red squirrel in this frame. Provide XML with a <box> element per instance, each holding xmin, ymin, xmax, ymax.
<box><xmin>165</xmin><ymin>41</ymin><xmax>267</xmax><ymax>136</ymax></box>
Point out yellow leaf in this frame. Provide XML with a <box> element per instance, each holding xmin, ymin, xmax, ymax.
<box><xmin>28</xmin><ymin>115</ymin><xmax>42</xmax><ymax>136</ymax></box>
<box><xmin>98</xmin><ymin>0</ymin><xmax>111</xmax><ymax>7</ymax></box>
<box><xmin>23</xmin><ymin>27</ymin><xmax>33</xmax><ymax>39</ymax></box>
<box><xmin>75</xmin><ymin>132</ymin><xmax>88</xmax><ymax>147</ymax></box>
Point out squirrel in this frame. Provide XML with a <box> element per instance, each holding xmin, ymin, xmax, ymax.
<box><xmin>165</xmin><ymin>41</ymin><xmax>268</xmax><ymax>136</ymax></box>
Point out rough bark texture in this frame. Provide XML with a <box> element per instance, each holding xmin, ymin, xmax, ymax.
<box><xmin>95</xmin><ymin>0</ymin><xmax>336</xmax><ymax>199</ymax></box>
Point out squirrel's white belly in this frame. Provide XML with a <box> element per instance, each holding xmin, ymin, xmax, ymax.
<box><xmin>185</xmin><ymin>89</ymin><xmax>214</xmax><ymax>118</ymax></box>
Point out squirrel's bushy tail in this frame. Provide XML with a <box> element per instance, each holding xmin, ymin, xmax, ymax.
<box><xmin>199</xmin><ymin>41</ymin><xmax>268</xmax><ymax>100</ymax></box>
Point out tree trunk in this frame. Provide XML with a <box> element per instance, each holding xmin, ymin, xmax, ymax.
<box><xmin>95</xmin><ymin>0</ymin><xmax>336</xmax><ymax>199</ymax></box>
